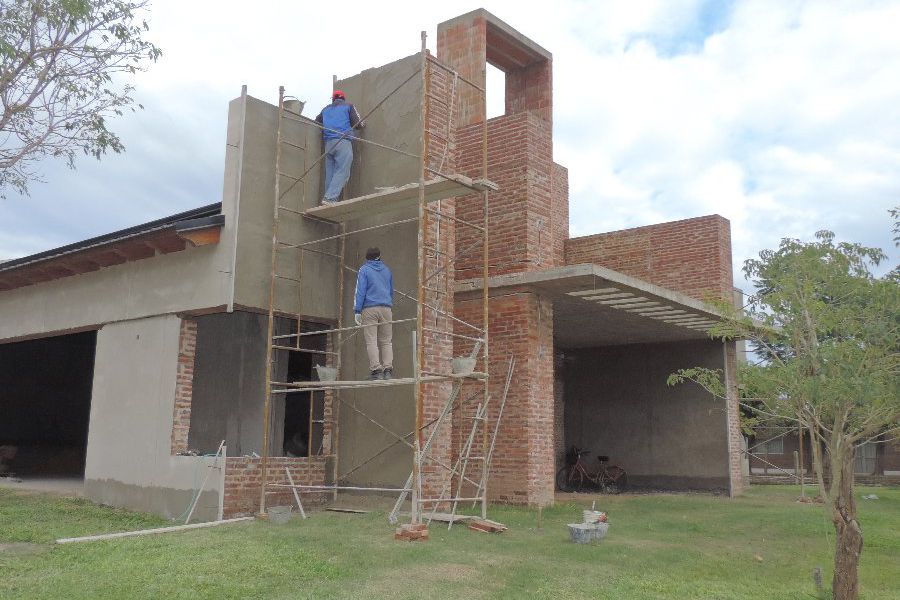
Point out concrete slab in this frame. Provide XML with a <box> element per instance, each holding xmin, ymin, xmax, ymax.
<box><xmin>456</xmin><ymin>263</ymin><xmax>724</xmax><ymax>347</ymax></box>
<box><xmin>0</xmin><ymin>476</ymin><xmax>84</xmax><ymax>497</ymax></box>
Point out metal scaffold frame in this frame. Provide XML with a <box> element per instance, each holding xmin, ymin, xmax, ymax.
<box><xmin>257</xmin><ymin>32</ymin><xmax>495</xmax><ymax>527</ymax></box>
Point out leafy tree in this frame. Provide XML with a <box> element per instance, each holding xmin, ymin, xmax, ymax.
<box><xmin>0</xmin><ymin>0</ymin><xmax>160</xmax><ymax>197</ymax></box>
<box><xmin>891</xmin><ymin>206</ymin><xmax>899</xmax><ymax>247</ymax></box>
<box><xmin>670</xmin><ymin>231</ymin><xmax>899</xmax><ymax>600</ymax></box>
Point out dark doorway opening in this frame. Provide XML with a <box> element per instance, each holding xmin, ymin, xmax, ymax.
<box><xmin>0</xmin><ymin>331</ymin><xmax>97</xmax><ymax>480</ymax></box>
<box><xmin>283</xmin><ymin>322</ymin><xmax>327</xmax><ymax>457</ymax></box>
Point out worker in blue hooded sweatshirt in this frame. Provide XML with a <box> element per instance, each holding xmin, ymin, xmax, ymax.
<box><xmin>315</xmin><ymin>90</ymin><xmax>364</xmax><ymax>204</ymax></box>
<box><xmin>354</xmin><ymin>247</ymin><xmax>394</xmax><ymax>380</ymax></box>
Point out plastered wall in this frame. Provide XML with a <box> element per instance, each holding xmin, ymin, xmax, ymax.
<box><xmin>562</xmin><ymin>339</ymin><xmax>731</xmax><ymax>490</ymax></box>
<box><xmin>83</xmin><ymin>315</ymin><xmax>222</xmax><ymax>521</ymax></box>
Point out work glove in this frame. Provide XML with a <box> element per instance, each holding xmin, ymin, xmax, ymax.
<box><xmin>354</xmin><ymin>313</ymin><xmax>362</xmax><ymax>326</ymax></box>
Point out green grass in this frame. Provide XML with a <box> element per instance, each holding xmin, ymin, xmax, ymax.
<box><xmin>1</xmin><ymin>485</ymin><xmax>898</xmax><ymax>599</ymax></box>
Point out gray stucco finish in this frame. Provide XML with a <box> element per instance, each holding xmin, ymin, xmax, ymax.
<box><xmin>84</xmin><ymin>316</ymin><xmax>222</xmax><ymax>521</ymax></box>
<box><xmin>562</xmin><ymin>339</ymin><xmax>730</xmax><ymax>490</ymax></box>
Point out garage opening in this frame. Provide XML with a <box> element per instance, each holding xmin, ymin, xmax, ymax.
<box><xmin>0</xmin><ymin>331</ymin><xmax>97</xmax><ymax>483</ymax></box>
<box><xmin>558</xmin><ymin>339</ymin><xmax>731</xmax><ymax>492</ymax></box>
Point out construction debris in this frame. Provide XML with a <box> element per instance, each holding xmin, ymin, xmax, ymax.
<box><xmin>467</xmin><ymin>518</ymin><xmax>507</xmax><ymax>534</ymax></box>
<box><xmin>56</xmin><ymin>517</ymin><xmax>254</xmax><ymax>544</ymax></box>
<box><xmin>394</xmin><ymin>523</ymin><xmax>429</xmax><ymax>542</ymax></box>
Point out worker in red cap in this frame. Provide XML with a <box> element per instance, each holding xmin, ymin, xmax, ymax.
<box><xmin>315</xmin><ymin>90</ymin><xmax>364</xmax><ymax>204</ymax></box>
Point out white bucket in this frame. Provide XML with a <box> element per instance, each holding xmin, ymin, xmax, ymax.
<box><xmin>315</xmin><ymin>365</ymin><xmax>337</xmax><ymax>381</ymax></box>
<box><xmin>451</xmin><ymin>357</ymin><xmax>476</xmax><ymax>375</ymax></box>
<box><xmin>267</xmin><ymin>505</ymin><xmax>292</xmax><ymax>525</ymax></box>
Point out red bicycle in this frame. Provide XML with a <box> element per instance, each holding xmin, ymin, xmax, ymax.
<box><xmin>556</xmin><ymin>446</ymin><xmax>627</xmax><ymax>494</ymax></box>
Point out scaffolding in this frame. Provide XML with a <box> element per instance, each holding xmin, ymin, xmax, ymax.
<box><xmin>257</xmin><ymin>32</ymin><xmax>496</xmax><ymax>526</ymax></box>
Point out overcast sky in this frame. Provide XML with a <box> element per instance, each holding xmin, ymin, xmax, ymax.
<box><xmin>1</xmin><ymin>0</ymin><xmax>898</xmax><ymax>293</ymax></box>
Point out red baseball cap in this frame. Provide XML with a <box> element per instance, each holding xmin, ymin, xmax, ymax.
<box><xmin>332</xmin><ymin>90</ymin><xmax>345</xmax><ymax>100</ymax></box>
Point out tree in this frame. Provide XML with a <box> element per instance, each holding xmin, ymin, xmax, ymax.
<box><xmin>891</xmin><ymin>206</ymin><xmax>899</xmax><ymax>247</ymax></box>
<box><xmin>0</xmin><ymin>0</ymin><xmax>160</xmax><ymax>197</ymax></box>
<box><xmin>669</xmin><ymin>231</ymin><xmax>900</xmax><ymax>600</ymax></box>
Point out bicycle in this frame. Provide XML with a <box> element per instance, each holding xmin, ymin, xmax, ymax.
<box><xmin>556</xmin><ymin>446</ymin><xmax>628</xmax><ymax>494</ymax></box>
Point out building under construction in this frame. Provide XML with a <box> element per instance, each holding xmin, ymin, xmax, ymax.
<box><xmin>0</xmin><ymin>10</ymin><xmax>747</xmax><ymax>523</ymax></box>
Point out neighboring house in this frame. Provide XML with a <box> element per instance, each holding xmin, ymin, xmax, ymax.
<box><xmin>0</xmin><ymin>10</ymin><xmax>744</xmax><ymax>520</ymax></box>
<box><xmin>749</xmin><ymin>431</ymin><xmax>900</xmax><ymax>479</ymax></box>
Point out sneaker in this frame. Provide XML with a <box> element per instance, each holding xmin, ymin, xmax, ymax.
<box><xmin>382</xmin><ymin>368</ymin><xmax>393</xmax><ymax>380</ymax></box>
<box><xmin>368</xmin><ymin>369</ymin><xmax>383</xmax><ymax>381</ymax></box>
<box><xmin>321</xmin><ymin>198</ymin><xmax>339</xmax><ymax>205</ymax></box>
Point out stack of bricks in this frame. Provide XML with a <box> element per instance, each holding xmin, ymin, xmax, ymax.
<box><xmin>223</xmin><ymin>456</ymin><xmax>327</xmax><ymax>517</ymax></box>
<box><xmin>170</xmin><ymin>317</ymin><xmax>196</xmax><ymax>454</ymax></box>
<box><xmin>394</xmin><ymin>522</ymin><xmax>429</xmax><ymax>542</ymax></box>
<box><xmin>564</xmin><ymin>215</ymin><xmax>734</xmax><ymax>303</ymax></box>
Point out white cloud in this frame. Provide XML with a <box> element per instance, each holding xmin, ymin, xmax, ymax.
<box><xmin>2</xmin><ymin>0</ymin><xmax>897</xmax><ymax>285</ymax></box>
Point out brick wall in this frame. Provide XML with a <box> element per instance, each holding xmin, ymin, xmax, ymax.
<box><xmin>454</xmin><ymin>113</ymin><xmax>565</xmax><ymax>280</ymax></box>
<box><xmin>170</xmin><ymin>318</ymin><xmax>196</xmax><ymax>454</ymax></box>
<box><xmin>565</xmin><ymin>215</ymin><xmax>734</xmax><ymax>302</ymax></box>
<box><xmin>224</xmin><ymin>456</ymin><xmax>327</xmax><ymax>517</ymax></box>
<box><xmin>437</xmin><ymin>10</ymin><xmax>553</xmax><ymax>126</ymax></box>
<box><xmin>454</xmin><ymin>290</ymin><xmax>555</xmax><ymax>506</ymax></box>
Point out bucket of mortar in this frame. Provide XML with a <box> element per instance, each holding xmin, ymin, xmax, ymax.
<box><xmin>315</xmin><ymin>365</ymin><xmax>337</xmax><ymax>381</ymax></box>
<box><xmin>267</xmin><ymin>505</ymin><xmax>292</xmax><ymax>525</ymax></box>
<box><xmin>451</xmin><ymin>357</ymin><xmax>476</xmax><ymax>375</ymax></box>
<box><xmin>591</xmin><ymin>522</ymin><xmax>609</xmax><ymax>541</ymax></box>
<box><xmin>583</xmin><ymin>510</ymin><xmax>607</xmax><ymax>524</ymax></box>
<box><xmin>567</xmin><ymin>523</ymin><xmax>595</xmax><ymax>544</ymax></box>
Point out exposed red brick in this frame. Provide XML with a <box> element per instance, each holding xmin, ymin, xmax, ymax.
<box><xmin>565</xmin><ymin>215</ymin><xmax>734</xmax><ymax>303</ymax></box>
<box><xmin>223</xmin><ymin>456</ymin><xmax>327</xmax><ymax>517</ymax></box>
<box><xmin>170</xmin><ymin>318</ymin><xmax>196</xmax><ymax>455</ymax></box>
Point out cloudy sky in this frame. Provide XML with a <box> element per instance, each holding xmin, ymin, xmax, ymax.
<box><xmin>2</xmin><ymin>0</ymin><xmax>898</xmax><ymax>293</ymax></box>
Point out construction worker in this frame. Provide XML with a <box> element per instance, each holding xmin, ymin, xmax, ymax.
<box><xmin>354</xmin><ymin>247</ymin><xmax>394</xmax><ymax>380</ymax></box>
<box><xmin>315</xmin><ymin>90</ymin><xmax>364</xmax><ymax>204</ymax></box>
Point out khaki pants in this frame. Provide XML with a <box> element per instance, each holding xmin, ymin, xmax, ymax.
<box><xmin>362</xmin><ymin>306</ymin><xmax>393</xmax><ymax>372</ymax></box>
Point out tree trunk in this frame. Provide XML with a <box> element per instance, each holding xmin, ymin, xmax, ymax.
<box><xmin>831</xmin><ymin>448</ymin><xmax>863</xmax><ymax>600</ymax></box>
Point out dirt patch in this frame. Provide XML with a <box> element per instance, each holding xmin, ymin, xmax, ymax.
<box><xmin>0</xmin><ymin>542</ymin><xmax>51</xmax><ymax>557</ymax></box>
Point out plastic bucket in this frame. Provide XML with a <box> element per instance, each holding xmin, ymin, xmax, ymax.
<box><xmin>267</xmin><ymin>505</ymin><xmax>292</xmax><ymax>525</ymax></box>
<box><xmin>315</xmin><ymin>365</ymin><xmax>337</xmax><ymax>381</ymax></box>
<box><xmin>591</xmin><ymin>522</ymin><xmax>609</xmax><ymax>541</ymax></box>
<box><xmin>567</xmin><ymin>523</ymin><xmax>594</xmax><ymax>544</ymax></box>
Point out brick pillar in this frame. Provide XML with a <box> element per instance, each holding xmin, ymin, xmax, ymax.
<box><xmin>550</xmin><ymin>163</ymin><xmax>569</xmax><ymax>267</ymax></box>
<box><xmin>170</xmin><ymin>317</ymin><xmax>196</xmax><ymax>454</ymax></box>
<box><xmin>724</xmin><ymin>340</ymin><xmax>746</xmax><ymax>495</ymax></box>
<box><xmin>455</xmin><ymin>291</ymin><xmax>555</xmax><ymax>506</ymax></box>
<box><xmin>440</xmin><ymin>11</ymin><xmax>562</xmax><ymax>505</ymax></box>
<box><xmin>436</xmin><ymin>14</ymin><xmax>487</xmax><ymax>127</ymax></box>
<box><xmin>417</xmin><ymin>56</ymin><xmax>457</xmax><ymax>500</ymax></box>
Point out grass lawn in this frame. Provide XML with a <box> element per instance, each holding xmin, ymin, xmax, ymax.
<box><xmin>1</xmin><ymin>485</ymin><xmax>898</xmax><ymax>599</ymax></box>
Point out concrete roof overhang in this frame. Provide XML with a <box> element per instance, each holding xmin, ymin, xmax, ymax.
<box><xmin>455</xmin><ymin>263</ymin><xmax>726</xmax><ymax>348</ymax></box>
<box><xmin>0</xmin><ymin>204</ymin><xmax>224</xmax><ymax>292</ymax></box>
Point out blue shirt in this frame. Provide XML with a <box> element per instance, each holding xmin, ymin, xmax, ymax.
<box><xmin>316</xmin><ymin>99</ymin><xmax>362</xmax><ymax>141</ymax></box>
<box><xmin>354</xmin><ymin>259</ymin><xmax>393</xmax><ymax>313</ymax></box>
